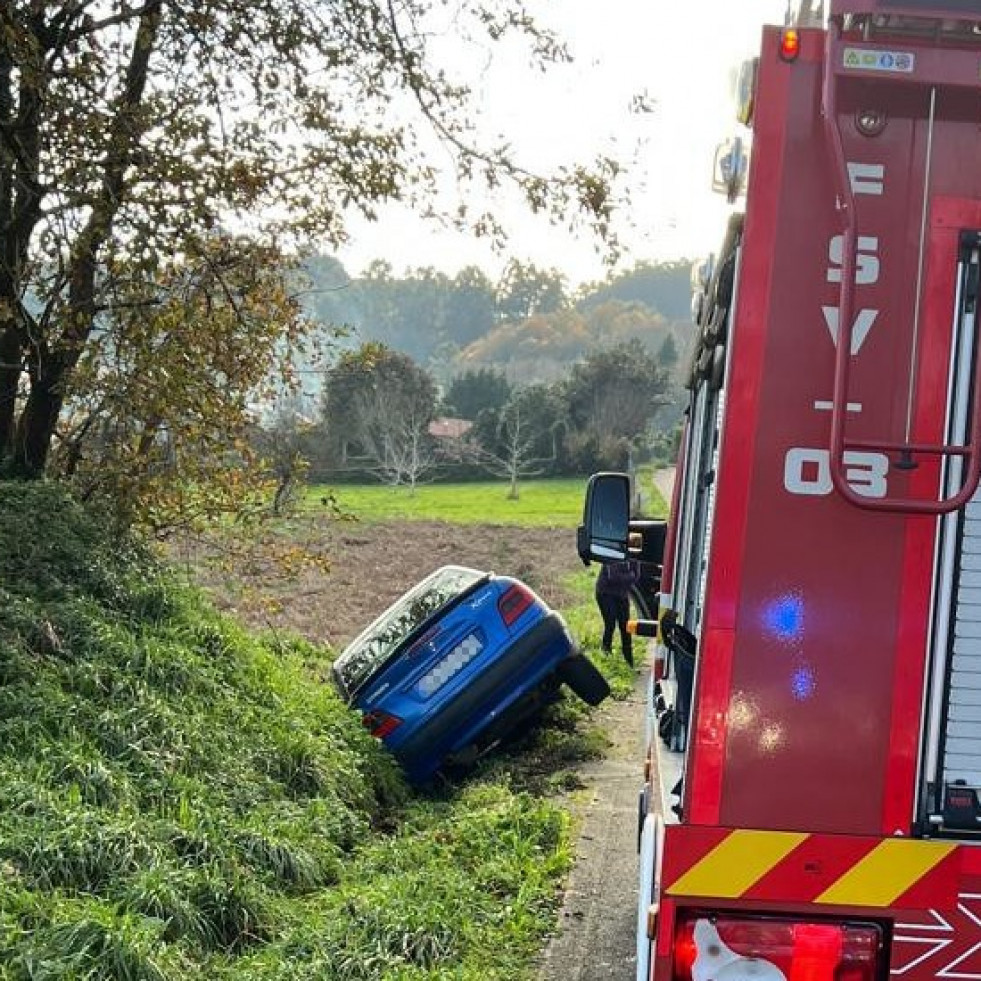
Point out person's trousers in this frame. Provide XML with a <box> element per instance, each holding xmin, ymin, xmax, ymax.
<box><xmin>596</xmin><ymin>591</ymin><xmax>632</xmax><ymax>661</ymax></box>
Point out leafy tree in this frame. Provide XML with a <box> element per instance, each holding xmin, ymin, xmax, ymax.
<box><xmin>444</xmin><ymin>369</ymin><xmax>512</xmax><ymax>420</ymax></box>
<box><xmin>454</xmin><ymin>299</ymin><xmax>670</xmax><ymax>384</ymax></box>
<box><xmin>53</xmin><ymin>238</ymin><xmax>309</xmax><ymax>532</ymax></box>
<box><xmin>658</xmin><ymin>333</ymin><xmax>680</xmax><ymax>370</ymax></box>
<box><xmin>301</xmin><ymin>255</ymin><xmax>355</xmax><ymax>329</ymax></box>
<box><xmin>0</xmin><ymin>0</ymin><xmax>620</xmax><ymax>504</ymax></box>
<box><xmin>578</xmin><ymin>260</ymin><xmax>694</xmax><ymax>321</ymax></box>
<box><xmin>456</xmin><ymin>309</ymin><xmax>587</xmax><ymax>383</ymax></box>
<box><xmin>358</xmin><ymin>265</ymin><xmax>452</xmax><ymax>362</ymax></box>
<box><xmin>322</xmin><ymin>343</ymin><xmax>438</xmax><ymax>489</ymax></box>
<box><xmin>497</xmin><ymin>260</ymin><xmax>568</xmax><ymax>323</ymax></box>
<box><xmin>563</xmin><ymin>339</ymin><xmax>668</xmax><ymax>469</ymax></box>
<box><xmin>444</xmin><ymin>266</ymin><xmax>498</xmax><ymax>347</ymax></box>
<box><xmin>314</xmin><ymin>263</ymin><xmax>495</xmax><ymax>363</ymax></box>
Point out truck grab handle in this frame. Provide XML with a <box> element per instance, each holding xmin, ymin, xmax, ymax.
<box><xmin>821</xmin><ymin>26</ymin><xmax>981</xmax><ymax>515</ymax></box>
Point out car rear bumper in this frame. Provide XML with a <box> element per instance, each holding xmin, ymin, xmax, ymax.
<box><xmin>392</xmin><ymin>612</ymin><xmax>574</xmax><ymax>777</ymax></box>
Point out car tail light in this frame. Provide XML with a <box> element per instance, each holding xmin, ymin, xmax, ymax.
<box><xmin>498</xmin><ymin>583</ymin><xmax>534</xmax><ymax>626</ymax></box>
<box><xmin>361</xmin><ymin>709</ymin><xmax>402</xmax><ymax>739</ymax></box>
<box><xmin>673</xmin><ymin>914</ymin><xmax>883</xmax><ymax>981</ymax></box>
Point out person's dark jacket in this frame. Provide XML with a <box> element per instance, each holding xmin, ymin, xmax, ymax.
<box><xmin>595</xmin><ymin>560</ymin><xmax>639</xmax><ymax>599</ymax></box>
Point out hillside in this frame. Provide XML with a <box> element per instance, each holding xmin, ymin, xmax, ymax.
<box><xmin>0</xmin><ymin>483</ymin><xmax>573</xmax><ymax>980</ymax></box>
<box><xmin>301</xmin><ymin>255</ymin><xmax>693</xmax><ymax>379</ymax></box>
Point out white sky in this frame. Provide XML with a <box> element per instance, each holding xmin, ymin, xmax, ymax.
<box><xmin>337</xmin><ymin>0</ymin><xmax>789</xmax><ymax>288</ymax></box>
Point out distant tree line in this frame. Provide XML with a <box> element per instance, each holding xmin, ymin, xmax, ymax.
<box><xmin>301</xmin><ymin>256</ymin><xmax>691</xmax><ymax>385</ymax></box>
<box><xmin>269</xmin><ymin>338</ymin><xmax>673</xmax><ymax>502</ymax></box>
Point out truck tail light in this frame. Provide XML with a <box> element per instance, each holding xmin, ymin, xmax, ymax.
<box><xmin>361</xmin><ymin>709</ymin><xmax>402</xmax><ymax>739</ymax></box>
<box><xmin>498</xmin><ymin>583</ymin><xmax>534</xmax><ymax>626</ymax></box>
<box><xmin>673</xmin><ymin>914</ymin><xmax>884</xmax><ymax>981</ymax></box>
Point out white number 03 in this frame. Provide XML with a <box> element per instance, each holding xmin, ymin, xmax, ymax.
<box><xmin>784</xmin><ymin>448</ymin><xmax>889</xmax><ymax>499</ymax></box>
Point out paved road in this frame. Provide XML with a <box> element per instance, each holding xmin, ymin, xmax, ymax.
<box><xmin>538</xmin><ymin>468</ymin><xmax>675</xmax><ymax>981</ymax></box>
<box><xmin>537</xmin><ymin>674</ymin><xmax>648</xmax><ymax>981</ymax></box>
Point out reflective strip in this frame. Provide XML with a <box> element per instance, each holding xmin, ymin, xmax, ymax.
<box><xmin>669</xmin><ymin>830</ymin><xmax>808</xmax><ymax>898</ymax></box>
<box><xmin>815</xmin><ymin>839</ymin><xmax>957</xmax><ymax>907</ymax></box>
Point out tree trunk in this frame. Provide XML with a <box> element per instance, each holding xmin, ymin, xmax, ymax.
<box><xmin>0</xmin><ymin>323</ymin><xmax>20</xmax><ymax>460</ymax></box>
<box><xmin>9</xmin><ymin>359</ymin><xmax>65</xmax><ymax>476</ymax></box>
<box><xmin>7</xmin><ymin>2</ymin><xmax>163</xmax><ymax>478</ymax></box>
<box><xmin>273</xmin><ymin>478</ymin><xmax>291</xmax><ymax>515</ymax></box>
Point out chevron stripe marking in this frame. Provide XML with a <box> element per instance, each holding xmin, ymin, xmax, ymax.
<box><xmin>669</xmin><ymin>830</ymin><xmax>808</xmax><ymax>898</ymax></box>
<box><xmin>816</xmin><ymin>840</ymin><xmax>957</xmax><ymax>907</ymax></box>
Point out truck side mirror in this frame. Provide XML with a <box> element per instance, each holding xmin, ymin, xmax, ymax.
<box><xmin>577</xmin><ymin>472</ymin><xmax>631</xmax><ymax>565</ymax></box>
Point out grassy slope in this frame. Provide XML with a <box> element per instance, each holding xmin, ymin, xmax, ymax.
<box><xmin>0</xmin><ymin>483</ymin><xmax>575</xmax><ymax>980</ymax></box>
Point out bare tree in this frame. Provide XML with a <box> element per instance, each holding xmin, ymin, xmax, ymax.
<box><xmin>357</xmin><ymin>391</ymin><xmax>438</xmax><ymax>493</ymax></box>
<box><xmin>466</xmin><ymin>386</ymin><xmax>561</xmax><ymax>499</ymax></box>
<box><xmin>324</xmin><ymin>344</ymin><xmax>439</xmax><ymax>491</ymax></box>
<box><xmin>253</xmin><ymin>398</ymin><xmax>314</xmax><ymax>515</ymax></box>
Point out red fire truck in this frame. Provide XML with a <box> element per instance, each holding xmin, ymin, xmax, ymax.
<box><xmin>579</xmin><ymin>2</ymin><xmax>981</xmax><ymax>980</ymax></box>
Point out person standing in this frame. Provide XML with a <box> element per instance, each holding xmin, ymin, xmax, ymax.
<box><xmin>595</xmin><ymin>559</ymin><xmax>639</xmax><ymax>666</ymax></box>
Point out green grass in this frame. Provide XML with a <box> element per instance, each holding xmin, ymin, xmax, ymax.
<box><xmin>0</xmin><ymin>482</ymin><xmax>576</xmax><ymax>980</ymax></box>
<box><xmin>306</xmin><ymin>476</ymin><xmax>668</xmax><ymax>528</ymax></box>
<box><xmin>306</xmin><ymin>478</ymin><xmax>589</xmax><ymax>527</ymax></box>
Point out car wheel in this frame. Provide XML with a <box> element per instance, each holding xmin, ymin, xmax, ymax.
<box><xmin>558</xmin><ymin>653</ymin><xmax>610</xmax><ymax>706</ymax></box>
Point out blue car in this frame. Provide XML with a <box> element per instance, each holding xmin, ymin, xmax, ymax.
<box><xmin>332</xmin><ymin>565</ymin><xmax>609</xmax><ymax>784</ymax></box>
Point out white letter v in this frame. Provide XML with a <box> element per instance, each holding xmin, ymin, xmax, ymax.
<box><xmin>822</xmin><ymin>307</ymin><xmax>878</xmax><ymax>355</ymax></box>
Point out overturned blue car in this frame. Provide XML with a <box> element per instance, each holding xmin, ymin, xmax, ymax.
<box><xmin>332</xmin><ymin>565</ymin><xmax>609</xmax><ymax>784</ymax></box>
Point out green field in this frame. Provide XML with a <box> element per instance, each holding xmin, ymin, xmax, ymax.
<box><xmin>308</xmin><ymin>477</ymin><xmax>667</xmax><ymax>527</ymax></box>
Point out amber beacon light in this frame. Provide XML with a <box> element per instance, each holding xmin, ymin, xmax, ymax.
<box><xmin>779</xmin><ymin>28</ymin><xmax>801</xmax><ymax>61</ymax></box>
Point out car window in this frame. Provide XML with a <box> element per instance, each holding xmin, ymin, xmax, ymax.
<box><xmin>333</xmin><ymin>565</ymin><xmax>485</xmax><ymax>699</ymax></box>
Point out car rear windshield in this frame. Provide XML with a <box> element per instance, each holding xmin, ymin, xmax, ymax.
<box><xmin>333</xmin><ymin>565</ymin><xmax>486</xmax><ymax>700</ymax></box>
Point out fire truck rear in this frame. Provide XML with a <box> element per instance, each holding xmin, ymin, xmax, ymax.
<box><xmin>579</xmin><ymin>3</ymin><xmax>981</xmax><ymax>980</ymax></box>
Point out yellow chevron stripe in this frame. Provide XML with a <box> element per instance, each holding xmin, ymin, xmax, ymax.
<box><xmin>816</xmin><ymin>840</ymin><xmax>957</xmax><ymax>907</ymax></box>
<box><xmin>669</xmin><ymin>831</ymin><xmax>808</xmax><ymax>898</ymax></box>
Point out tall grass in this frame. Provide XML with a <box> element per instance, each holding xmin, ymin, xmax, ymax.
<box><xmin>0</xmin><ymin>482</ymin><xmax>572</xmax><ymax>979</ymax></box>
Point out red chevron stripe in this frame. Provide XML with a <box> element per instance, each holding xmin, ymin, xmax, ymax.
<box><xmin>661</xmin><ymin>826</ymin><xmax>731</xmax><ymax>888</ymax></box>
<box><xmin>741</xmin><ymin>834</ymin><xmax>873</xmax><ymax>903</ymax></box>
<box><xmin>893</xmin><ymin>848</ymin><xmax>962</xmax><ymax>910</ymax></box>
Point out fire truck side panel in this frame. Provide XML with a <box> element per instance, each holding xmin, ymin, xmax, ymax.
<box><xmin>684</xmin><ymin>28</ymin><xmax>794</xmax><ymax>827</ymax></box>
<box><xmin>716</xmin><ymin>25</ymin><xmax>906</xmax><ymax>836</ymax></box>
<box><xmin>638</xmin><ymin>11</ymin><xmax>981</xmax><ymax>981</ymax></box>
<box><xmin>685</xmin><ymin>24</ymin><xmax>981</xmax><ymax>838</ymax></box>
